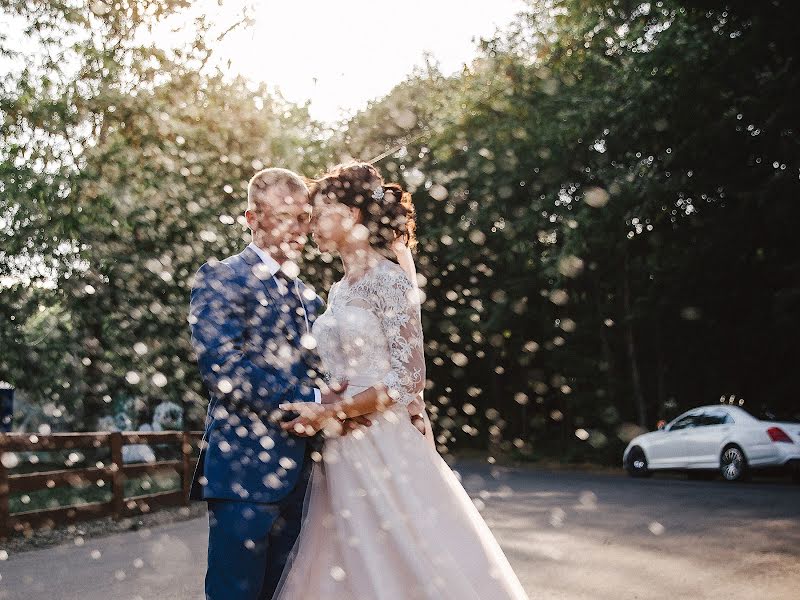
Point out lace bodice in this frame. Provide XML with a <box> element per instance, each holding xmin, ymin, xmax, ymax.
<box><xmin>312</xmin><ymin>259</ymin><xmax>425</xmax><ymax>406</ymax></box>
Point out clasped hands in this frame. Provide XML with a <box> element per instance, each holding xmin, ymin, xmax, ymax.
<box><xmin>279</xmin><ymin>380</ymin><xmax>371</xmax><ymax>437</ymax></box>
<box><xmin>279</xmin><ymin>379</ymin><xmax>427</xmax><ymax>438</ymax></box>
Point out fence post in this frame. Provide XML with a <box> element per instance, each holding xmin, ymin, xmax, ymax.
<box><xmin>0</xmin><ymin>439</ymin><xmax>9</xmax><ymax>538</ymax></box>
<box><xmin>181</xmin><ymin>431</ymin><xmax>191</xmax><ymax>505</ymax></box>
<box><xmin>109</xmin><ymin>432</ymin><xmax>124</xmax><ymax>520</ymax></box>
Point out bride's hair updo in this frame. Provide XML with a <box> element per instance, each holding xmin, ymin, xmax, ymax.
<box><xmin>307</xmin><ymin>162</ymin><xmax>417</xmax><ymax>251</ymax></box>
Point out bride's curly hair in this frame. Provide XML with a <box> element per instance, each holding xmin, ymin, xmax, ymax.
<box><xmin>307</xmin><ymin>162</ymin><xmax>417</xmax><ymax>251</ymax></box>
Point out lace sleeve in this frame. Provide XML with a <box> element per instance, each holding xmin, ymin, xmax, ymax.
<box><xmin>373</xmin><ymin>266</ymin><xmax>426</xmax><ymax>406</ymax></box>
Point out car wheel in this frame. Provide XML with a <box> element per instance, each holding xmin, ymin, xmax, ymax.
<box><xmin>720</xmin><ymin>445</ymin><xmax>748</xmax><ymax>482</ymax></box>
<box><xmin>626</xmin><ymin>446</ymin><xmax>651</xmax><ymax>478</ymax></box>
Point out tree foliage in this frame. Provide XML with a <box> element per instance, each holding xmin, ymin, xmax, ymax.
<box><xmin>2</xmin><ymin>0</ymin><xmax>798</xmax><ymax>463</ymax></box>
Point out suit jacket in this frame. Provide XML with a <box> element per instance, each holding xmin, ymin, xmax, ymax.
<box><xmin>188</xmin><ymin>245</ymin><xmax>324</xmax><ymax>503</ymax></box>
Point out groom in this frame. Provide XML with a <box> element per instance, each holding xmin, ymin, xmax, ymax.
<box><xmin>189</xmin><ymin>168</ymin><xmax>357</xmax><ymax>599</ymax></box>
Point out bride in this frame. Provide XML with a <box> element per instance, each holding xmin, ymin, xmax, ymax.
<box><xmin>276</xmin><ymin>162</ymin><xmax>528</xmax><ymax>600</ymax></box>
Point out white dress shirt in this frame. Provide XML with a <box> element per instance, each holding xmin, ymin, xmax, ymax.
<box><xmin>247</xmin><ymin>242</ymin><xmax>321</xmax><ymax>404</ymax></box>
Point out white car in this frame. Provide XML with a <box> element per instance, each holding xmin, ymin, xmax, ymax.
<box><xmin>623</xmin><ymin>405</ymin><xmax>800</xmax><ymax>481</ymax></box>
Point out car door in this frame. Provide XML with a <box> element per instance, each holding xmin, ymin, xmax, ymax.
<box><xmin>648</xmin><ymin>411</ymin><xmax>700</xmax><ymax>468</ymax></box>
<box><xmin>687</xmin><ymin>409</ymin><xmax>733</xmax><ymax>468</ymax></box>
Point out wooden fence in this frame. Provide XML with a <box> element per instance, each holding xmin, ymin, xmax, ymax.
<box><xmin>0</xmin><ymin>431</ymin><xmax>203</xmax><ymax>539</ymax></box>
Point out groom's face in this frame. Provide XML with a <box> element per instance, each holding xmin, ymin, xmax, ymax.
<box><xmin>245</xmin><ymin>184</ymin><xmax>312</xmax><ymax>261</ymax></box>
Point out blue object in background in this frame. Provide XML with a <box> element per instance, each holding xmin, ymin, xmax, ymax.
<box><xmin>0</xmin><ymin>386</ymin><xmax>13</xmax><ymax>432</ymax></box>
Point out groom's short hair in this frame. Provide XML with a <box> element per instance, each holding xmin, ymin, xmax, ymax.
<box><xmin>247</xmin><ymin>168</ymin><xmax>308</xmax><ymax>209</ymax></box>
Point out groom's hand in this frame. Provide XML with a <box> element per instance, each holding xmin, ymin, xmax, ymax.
<box><xmin>281</xmin><ymin>414</ymin><xmax>373</xmax><ymax>437</ymax></box>
<box><xmin>278</xmin><ymin>412</ymin><xmax>315</xmax><ymax>437</ymax></box>
<box><xmin>279</xmin><ymin>402</ymin><xmax>332</xmax><ymax>436</ymax></box>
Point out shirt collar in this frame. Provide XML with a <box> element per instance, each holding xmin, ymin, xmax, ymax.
<box><xmin>247</xmin><ymin>242</ymin><xmax>281</xmax><ymax>276</ymax></box>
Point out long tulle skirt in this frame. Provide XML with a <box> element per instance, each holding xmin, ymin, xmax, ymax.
<box><xmin>274</xmin><ymin>404</ymin><xmax>529</xmax><ymax>600</ymax></box>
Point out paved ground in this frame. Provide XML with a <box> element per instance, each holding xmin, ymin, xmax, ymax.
<box><xmin>1</xmin><ymin>463</ymin><xmax>799</xmax><ymax>599</ymax></box>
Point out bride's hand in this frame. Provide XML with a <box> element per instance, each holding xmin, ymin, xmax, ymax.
<box><xmin>410</xmin><ymin>414</ymin><xmax>426</xmax><ymax>436</ymax></box>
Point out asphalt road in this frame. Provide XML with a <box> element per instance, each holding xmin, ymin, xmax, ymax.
<box><xmin>1</xmin><ymin>464</ymin><xmax>799</xmax><ymax>600</ymax></box>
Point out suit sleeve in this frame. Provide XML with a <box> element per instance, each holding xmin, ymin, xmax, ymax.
<box><xmin>189</xmin><ymin>261</ymin><xmax>316</xmax><ymax>414</ymax></box>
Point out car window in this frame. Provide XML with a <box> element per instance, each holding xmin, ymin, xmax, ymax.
<box><xmin>669</xmin><ymin>414</ymin><xmax>700</xmax><ymax>430</ymax></box>
<box><xmin>697</xmin><ymin>410</ymin><xmax>730</xmax><ymax>426</ymax></box>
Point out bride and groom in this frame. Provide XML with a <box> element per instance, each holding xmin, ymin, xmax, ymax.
<box><xmin>189</xmin><ymin>163</ymin><xmax>528</xmax><ymax>599</ymax></box>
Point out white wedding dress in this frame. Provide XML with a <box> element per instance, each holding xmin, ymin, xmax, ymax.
<box><xmin>274</xmin><ymin>259</ymin><xmax>528</xmax><ymax>600</ymax></box>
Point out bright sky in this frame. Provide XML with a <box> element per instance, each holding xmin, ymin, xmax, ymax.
<box><xmin>172</xmin><ymin>0</ymin><xmax>525</xmax><ymax>123</ymax></box>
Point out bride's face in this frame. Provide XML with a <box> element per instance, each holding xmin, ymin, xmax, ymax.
<box><xmin>311</xmin><ymin>194</ymin><xmax>363</xmax><ymax>252</ymax></box>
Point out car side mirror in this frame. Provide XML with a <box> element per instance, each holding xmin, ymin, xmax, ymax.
<box><xmin>656</xmin><ymin>420</ymin><xmax>667</xmax><ymax>431</ymax></box>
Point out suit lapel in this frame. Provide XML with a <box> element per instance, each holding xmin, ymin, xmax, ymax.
<box><xmin>293</xmin><ymin>282</ymin><xmax>325</xmax><ymax>384</ymax></box>
<box><xmin>240</xmin><ymin>246</ymin><xmax>323</xmax><ymax>344</ymax></box>
<box><xmin>296</xmin><ymin>281</ymin><xmax>318</xmax><ymax>321</ymax></box>
<box><xmin>240</xmin><ymin>246</ymin><xmax>278</xmax><ymax>296</ymax></box>
<box><xmin>239</xmin><ymin>246</ymin><xmax>297</xmax><ymax>340</ymax></box>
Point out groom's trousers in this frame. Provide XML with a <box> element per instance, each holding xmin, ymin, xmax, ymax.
<box><xmin>204</xmin><ymin>450</ymin><xmax>313</xmax><ymax>600</ymax></box>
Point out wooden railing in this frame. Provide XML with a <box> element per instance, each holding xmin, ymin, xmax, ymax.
<box><xmin>0</xmin><ymin>431</ymin><xmax>203</xmax><ymax>539</ymax></box>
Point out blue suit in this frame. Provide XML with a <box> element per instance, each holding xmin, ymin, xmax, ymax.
<box><xmin>189</xmin><ymin>245</ymin><xmax>323</xmax><ymax>599</ymax></box>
